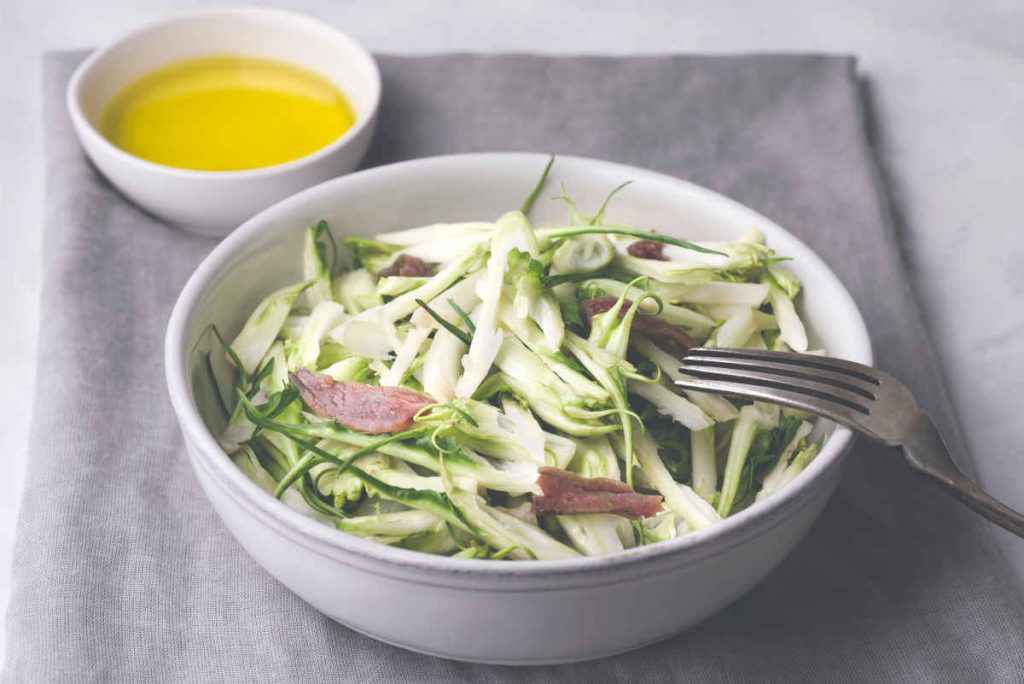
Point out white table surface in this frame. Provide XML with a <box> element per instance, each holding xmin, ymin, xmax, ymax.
<box><xmin>3</xmin><ymin>0</ymin><xmax>1022</xmax><ymax>665</ymax></box>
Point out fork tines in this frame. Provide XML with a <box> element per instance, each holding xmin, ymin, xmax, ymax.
<box><xmin>675</xmin><ymin>347</ymin><xmax>878</xmax><ymax>426</ymax></box>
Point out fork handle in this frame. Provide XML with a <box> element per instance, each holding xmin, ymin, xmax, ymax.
<box><xmin>902</xmin><ymin>413</ymin><xmax>1024</xmax><ymax>538</ymax></box>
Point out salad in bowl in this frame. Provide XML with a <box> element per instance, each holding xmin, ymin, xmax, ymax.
<box><xmin>205</xmin><ymin>158</ymin><xmax>826</xmax><ymax>561</ymax></box>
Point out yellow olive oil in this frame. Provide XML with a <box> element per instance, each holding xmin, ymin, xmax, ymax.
<box><xmin>101</xmin><ymin>55</ymin><xmax>355</xmax><ymax>171</ymax></box>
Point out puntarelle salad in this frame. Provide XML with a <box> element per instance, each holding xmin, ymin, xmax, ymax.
<box><xmin>202</xmin><ymin>158</ymin><xmax>826</xmax><ymax>560</ymax></box>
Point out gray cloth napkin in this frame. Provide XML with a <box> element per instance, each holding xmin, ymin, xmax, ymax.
<box><xmin>6</xmin><ymin>50</ymin><xmax>1024</xmax><ymax>682</ymax></box>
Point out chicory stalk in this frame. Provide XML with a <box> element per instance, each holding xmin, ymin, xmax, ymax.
<box><xmin>332</xmin><ymin>247</ymin><xmax>483</xmax><ymax>359</ymax></box>
<box><xmin>333</xmin><ymin>268</ymin><xmax>382</xmax><ymax>313</ymax></box>
<box><xmin>455</xmin><ymin>213</ymin><xmax>536</xmax><ymax>398</ymax></box>
<box><xmin>219</xmin><ymin>342</ymin><xmax>291</xmax><ymax>451</ymax></box>
<box><xmin>409</xmin><ymin>272</ymin><xmax>482</xmax><ymax>329</ymax></box>
<box><xmin>448</xmin><ymin>489</ymin><xmax>579</xmax><ymax>560</ymax></box>
<box><xmin>705</xmin><ymin>304</ymin><xmax>778</xmax><ymax>331</ymax></box>
<box><xmin>380</xmin><ymin>326</ymin><xmax>431</xmax><ymax>387</ymax></box>
<box><xmin>717</xmin><ymin>404</ymin><xmax>762</xmax><ymax>516</ymax></box>
<box><xmin>247</xmin><ymin>411</ymin><xmax>483</xmax><ymax>537</ymax></box>
<box><xmin>290</xmin><ymin>300</ymin><xmax>347</xmax><ymax>371</ymax></box>
<box><xmin>564</xmin><ymin>332</ymin><xmax>637</xmax><ymax>486</ymax></box>
<box><xmin>506</xmin><ymin>249</ymin><xmax>565</xmax><ymax>351</ymax></box>
<box><xmin>639</xmin><ymin>510</ymin><xmax>678</xmax><ymax>544</ymax></box>
<box><xmin>773</xmin><ymin>441</ymin><xmax>821</xmax><ymax>489</ymax></box>
<box><xmin>757</xmin><ymin>420</ymin><xmax>813</xmax><ymax>501</ymax></box>
<box><xmin>612</xmin><ymin>239</ymin><xmax>774</xmax><ymax>283</ymax></box>
<box><xmin>603</xmin><ymin>283</ymin><xmax>648</xmax><ymax>359</ymax></box>
<box><xmin>320</xmin><ymin>356</ymin><xmax>368</xmax><ymax>382</ymax></box>
<box><xmin>302</xmin><ymin>222</ymin><xmax>335</xmax><ymax>308</ymax></box>
<box><xmin>424</xmin><ymin>400</ymin><xmax>539</xmax><ymax>463</ymax></box>
<box><xmin>551</xmin><ymin>234</ymin><xmax>614</xmax><ymax>274</ymax></box>
<box><xmin>376</xmin><ymin>275</ymin><xmax>428</xmax><ymax>298</ymax></box>
<box><xmin>711</xmin><ymin>307</ymin><xmax>758</xmax><ymax>349</ymax></box>
<box><xmin>628</xmin><ymin>380</ymin><xmax>714</xmax><ymax>431</ymax></box>
<box><xmin>376</xmin><ymin>222</ymin><xmax>495</xmax><ymax>245</ymax></box>
<box><xmin>631</xmin><ymin>336</ymin><xmax>738</xmax><ymax>422</ymax></box>
<box><xmin>295</xmin><ymin>419</ymin><xmax>539</xmax><ymax>495</ymax></box>
<box><xmin>765</xmin><ymin>280</ymin><xmax>808</xmax><ymax>352</ymax></box>
<box><xmin>745</xmin><ymin>332</ymin><xmax>768</xmax><ymax>350</ymax></box>
<box><xmin>572</xmin><ymin>436</ymin><xmax>621</xmax><ymax>480</ymax></box>
<box><xmin>493</xmin><ymin>336</ymin><xmax>575</xmax><ymax>402</ymax></box>
<box><xmin>558</xmin><ymin>514</ymin><xmax>630</xmax><ymax>556</ymax></box>
<box><xmin>651</xmin><ymin>281</ymin><xmax>769</xmax><ymax>307</ymax></box>
<box><xmin>338</xmin><ymin>510</ymin><xmax>446</xmax><ymax>540</ymax></box>
<box><xmin>543</xmin><ymin>432</ymin><xmax>578</xmax><ymax>469</ymax></box>
<box><xmin>232</xmin><ymin>447</ymin><xmax>335</xmax><ymax>524</ymax></box>
<box><xmin>282</xmin><ymin>314</ymin><xmax>309</xmax><ymax>342</ymax></box>
<box><xmin>421</xmin><ymin>326</ymin><xmax>467</xmax><ymax>402</ymax></box>
<box><xmin>400</xmin><ymin>234</ymin><xmax>493</xmax><ymax>263</ymax></box>
<box><xmin>500</xmin><ymin>396</ymin><xmax>548</xmax><ymax>464</ymax></box>
<box><xmin>496</xmin><ymin>371</ymin><xmax>619</xmax><ymax>437</ymax></box>
<box><xmin>766</xmin><ymin>266</ymin><xmax>801</xmax><ymax>299</ymax></box>
<box><xmin>498</xmin><ymin>305</ymin><xmax>609</xmax><ymax>404</ymax></box>
<box><xmin>537</xmin><ymin>224</ymin><xmax>725</xmax><ymax>257</ymax></box>
<box><xmin>581</xmin><ymin>278</ymin><xmax>716</xmax><ymax>334</ymax></box>
<box><xmin>230</xmin><ymin>280</ymin><xmax>312</xmax><ymax>375</ymax></box>
<box><xmin>690</xmin><ymin>427</ymin><xmax>717</xmax><ymax>502</ymax></box>
<box><xmin>627</xmin><ymin>432</ymin><xmax>721</xmax><ymax>531</ymax></box>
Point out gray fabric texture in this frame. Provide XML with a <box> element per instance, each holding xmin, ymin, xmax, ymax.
<box><xmin>5</xmin><ymin>50</ymin><xmax>1024</xmax><ymax>682</ymax></box>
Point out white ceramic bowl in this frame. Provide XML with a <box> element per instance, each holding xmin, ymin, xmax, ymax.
<box><xmin>67</xmin><ymin>7</ymin><xmax>381</xmax><ymax>237</ymax></box>
<box><xmin>165</xmin><ymin>153</ymin><xmax>872</xmax><ymax>664</ymax></box>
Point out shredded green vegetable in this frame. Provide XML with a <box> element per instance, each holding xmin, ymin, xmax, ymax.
<box><xmin>211</xmin><ymin>157</ymin><xmax>826</xmax><ymax>560</ymax></box>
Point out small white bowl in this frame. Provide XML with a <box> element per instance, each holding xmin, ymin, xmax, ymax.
<box><xmin>165</xmin><ymin>153</ymin><xmax>872</xmax><ymax>664</ymax></box>
<box><xmin>67</xmin><ymin>7</ymin><xmax>381</xmax><ymax>237</ymax></box>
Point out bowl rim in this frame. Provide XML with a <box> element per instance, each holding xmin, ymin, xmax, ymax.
<box><xmin>165</xmin><ymin>152</ymin><xmax>873</xmax><ymax>578</ymax></box>
<box><xmin>66</xmin><ymin>6</ymin><xmax>382</xmax><ymax>180</ymax></box>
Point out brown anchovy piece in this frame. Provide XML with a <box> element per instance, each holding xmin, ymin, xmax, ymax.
<box><xmin>626</xmin><ymin>239</ymin><xmax>668</xmax><ymax>261</ymax></box>
<box><xmin>533</xmin><ymin>467</ymin><xmax>662</xmax><ymax>518</ymax></box>
<box><xmin>378</xmin><ymin>254</ymin><xmax>437</xmax><ymax>278</ymax></box>
<box><xmin>290</xmin><ymin>369</ymin><xmax>433</xmax><ymax>434</ymax></box>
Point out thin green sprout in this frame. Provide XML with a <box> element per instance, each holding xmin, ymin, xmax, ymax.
<box><xmin>202</xmin><ymin>351</ymin><xmax>230</xmax><ymax>421</ymax></box>
<box><xmin>520</xmin><ymin>155</ymin><xmax>555</xmax><ymax>215</ymax></box>
<box><xmin>544</xmin><ymin>226</ymin><xmax>726</xmax><ymax>257</ymax></box>
<box><xmin>415</xmin><ymin>298</ymin><xmax>472</xmax><ymax>346</ymax></box>
<box><xmin>448</xmin><ymin>297</ymin><xmax>476</xmax><ymax>334</ymax></box>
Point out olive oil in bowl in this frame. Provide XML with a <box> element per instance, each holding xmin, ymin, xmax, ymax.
<box><xmin>100</xmin><ymin>55</ymin><xmax>355</xmax><ymax>172</ymax></box>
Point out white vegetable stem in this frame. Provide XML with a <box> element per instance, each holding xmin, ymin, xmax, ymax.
<box><xmin>229</xmin><ymin>280</ymin><xmax>311</xmax><ymax>375</ymax></box>
<box><xmin>583</xmin><ymin>278</ymin><xmax>715</xmax><ymax>334</ymax></box>
<box><xmin>757</xmin><ymin>420</ymin><xmax>813</xmax><ymax>501</ymax></box>
<box><xmin>629</xmin><ymin>380</ymin><xmax>714</xmax><ymax>431</ymax></box>
<box><xmin>380</xmin><ymin>326</ymin><xmax>431</xmax><ymax>387</ymax></box>
<box><xmin>302</xmin><ymin>224</ymin><xmax>333</xmax><ymax>308</ymax></box>
<box><xmin>628</xmin><ymin>432</ymin><xmax>721</xmax><ymax>531</ymax></box>
<box><xmin>292</xmin><ymin>300</ymin><xmax>347</xmax><ymax>370</ymax></box>
<box><xmin>333</xmin><ymin>268</ymin><xmax>381</xmax><ymax>313</ymax></box>
<box><xmin>455</xmin><ymin>212</ymin><xmax>531</xmax><ymax>398</ymax></box>
<box><xmin>558</xmin><ymin>514</ymin><xmax>629</xmax><ymax>556</ymax></box>
<box><xmin>376</xmin><ymin>221</ymin><xmax>494</xmax><ymax>245</ymax></box>
<box><xmin>691</xmin><ymin>427</ymin><xmax>717</xmax><ymax>502</ymax></box>
<box><xmin>654</xmin><ymin>281</ymin><xmax>769</xmax><ymax>307</ymax></box>
<box><xmin>449</xmin><ymin>490</ymin><xmax>579</xmax><ymax>560</ymax></box>
<box><xmin>632</xmin><ymin>337</ymin><xmax>738</xmax><ymax>421</ymax></box>
<box><xmin>501</xmin><ymin>397</ymin><xmax>547</xmax><ymax>465</ymax></box>
<box><xmin>712</xmin><ymin>307</ymin><xmax>757</xmax><ymax>348</ymax></box>
<box><xmin>332</xmin><ymin>248</ymin><xmax>481</xmax><ymax>359</ymax></box>
<box><xmin>421</xmin><ymin>326</ymin><xmax>467</xmax><ymax>402</ymax></box>
<box><xmin>768</xmin><ymin>283</ymin><xmax>808</xmax><ymax>352</ymax></box>
<box><xmin>717</xmin><ymin>405</ymin><xmax>761</xmax><ymax>516</ymax></box>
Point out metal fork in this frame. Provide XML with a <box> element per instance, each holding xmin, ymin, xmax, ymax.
<box><xmin>674</xmin><ymin>347</ymin><xmax>1024</xmax><ymax>538</ymax></box>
